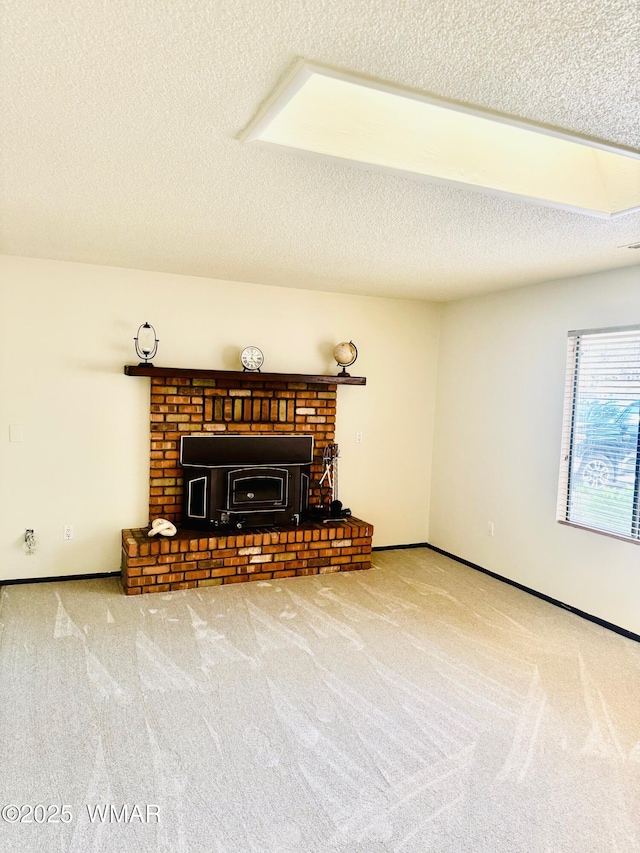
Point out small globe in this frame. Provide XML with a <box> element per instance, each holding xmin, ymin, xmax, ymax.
<box><xmin>333</xmin><ymin>341</ymin><xmax>357</xmax><ymax>366</ymax></box>
<box><xmin>333</xmin><ymin>341</ymin><xmax>357</xmax><ymax>375</ymax></box>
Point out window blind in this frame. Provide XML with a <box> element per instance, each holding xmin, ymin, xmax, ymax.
<box><xmin>558</xmin><ymin>325</ymin><xmax>640</xmax><ymax>542</ymax></box>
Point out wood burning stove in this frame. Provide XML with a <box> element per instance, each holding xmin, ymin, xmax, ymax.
<box><xmin>180</xmin><ymin>435</ymin><xmax>313</xmax><ymax>531</ymax></box>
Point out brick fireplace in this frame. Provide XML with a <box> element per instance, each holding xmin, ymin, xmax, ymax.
<box><xmin>121</xmin><ymin>365</ymin><xmax>373</xmax><ymax>594</ymax></box>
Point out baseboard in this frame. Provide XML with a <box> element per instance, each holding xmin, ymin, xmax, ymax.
<box><xmin>1</xmin><ymin>571</ymin><xmax>120</xmax><ymax>587</ymax></box>
<box><xmin>424</xmin><ymin>543</ymin><xmax>640</xmax><ymax>645</ymax></box>
<box><xmin>372</xmin><ymin>542</ymin><xmax>430</xmax><ymax>552</ymax></box>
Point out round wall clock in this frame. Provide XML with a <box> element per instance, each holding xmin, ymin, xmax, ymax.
<box><xmin>240</xmin><ymin>345</ymin><xmax>264</xmax><ymax>372</ymax></box>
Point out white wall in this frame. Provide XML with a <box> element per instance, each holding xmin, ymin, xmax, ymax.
<box><xmin>430</xmin><ymin>265</ymin><xmax>640</xmax><ymax>634</ymax></box>
<box><xmin>0</xmin><ymin>255</ymin><xmax>440</xmax><ymax>580</ymax></box>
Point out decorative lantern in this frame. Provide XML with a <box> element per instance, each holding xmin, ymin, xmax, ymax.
<box><xmin>134</xmin><ymin>322</ymin><xmax>159</xmax><ymax>366</ymax></box>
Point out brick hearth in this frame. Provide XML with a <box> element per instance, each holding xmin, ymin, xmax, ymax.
<box><xmin>121</xmin><ymin>517</ymin><xmax>373</xmax><ymax>594</ymax></box>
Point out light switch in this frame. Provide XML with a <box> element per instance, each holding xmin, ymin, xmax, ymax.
<box><xmin>9</xmin><ymin>424</ymin><xmax>24</xmax><ymax>442</ymax></box>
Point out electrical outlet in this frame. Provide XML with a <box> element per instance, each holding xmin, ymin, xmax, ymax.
<box><xmin>487</xmin><ymin>521</ymin><xmax>494</xmax><ymax>536</ymax></box>
<box><xmin>63</xmin><ymin>524</ymin><xmax>74</xmax><ymax>541</ymax></box>
<box><xmin>356</xmin><ymin>431</ymin><xmax>363</xmax><ymax>444</ymax></box>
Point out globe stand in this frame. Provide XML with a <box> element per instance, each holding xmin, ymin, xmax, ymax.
<box><xmin>333</xmin><ymin>341</ymin><xmax>358</xmax><ymax>377</ymax></box>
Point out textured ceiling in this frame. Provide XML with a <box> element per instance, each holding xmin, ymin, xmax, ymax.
<box><xmin>1</xmin><ymin>0</ymin><xmax>640</xmax><ymax>301</ymax></box>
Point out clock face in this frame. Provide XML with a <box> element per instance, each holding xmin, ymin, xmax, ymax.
<box><xmin>241</xmin><ymin>346</ymin><xmax>264</xmax><ymax>371</ymax></box>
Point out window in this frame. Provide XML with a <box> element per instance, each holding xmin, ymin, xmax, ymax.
<box><xmin>558</xmin><ymin>325</ymin><xmax>640</xmax><ymax>542</ymax></box>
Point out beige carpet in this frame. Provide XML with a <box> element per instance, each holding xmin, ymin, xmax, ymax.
<box><xmin>1</xmin><ymin>548</ymin><xmax>639</xmax><ymax>852</ymax></box>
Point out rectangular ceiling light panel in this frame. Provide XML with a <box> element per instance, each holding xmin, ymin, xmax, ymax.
<box><xmin>240</xmin><ymin>61</ymin><xmax>640</xmax><ymax>218</ymax></box>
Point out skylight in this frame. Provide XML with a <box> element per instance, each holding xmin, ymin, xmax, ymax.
<box><xmin>240</xmin><ymin>61</ymin><xmax>640</xmax><ymax>219</ymax></box>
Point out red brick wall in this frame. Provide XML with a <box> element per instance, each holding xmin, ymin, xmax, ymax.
<box><xmin>147</xmin><ymin>375</ymin><xmax>337</xmax><ymax>524</ymax></box>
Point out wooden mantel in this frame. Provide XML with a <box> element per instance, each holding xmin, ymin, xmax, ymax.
<box><xmin>124</xmin><ymin>365</ymin><xmax>366</xmax><ymax>386</ymax></box>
